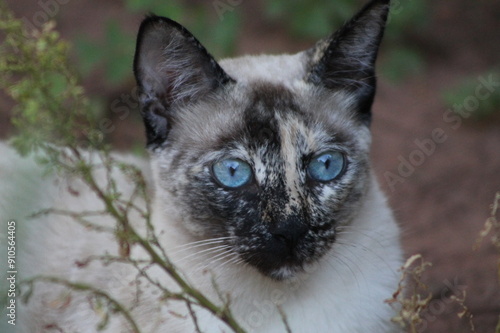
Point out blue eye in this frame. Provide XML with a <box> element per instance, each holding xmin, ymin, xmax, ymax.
<box><xmin>307</xmin><ymin>151</ymin><xmax>345</xmax><ymax>182</ymax></box>
<box><xmin>212</xmin><ymin>159</ymin><xmax>253</xmax><ymax>188</ymax></box>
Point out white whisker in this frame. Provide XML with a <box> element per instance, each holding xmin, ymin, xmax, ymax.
<box><xmin>197</xmin><ymin>250</ymin><xmax>237</xmax><ymax>273</ymax></box>
<box><xmin>335</xmin><ymin>240</ymin><xmax>398</xmax><ymax>278</ymax></box>
<box><xmin>174</xmin><ymin>244</ymin><xmax>232</xmax><ymax>265</ymax></box>
<box><xmin>335</xmin><ymin>226</ymin><xmax>388</xmax><ymax>250</ymax></box>
<box><xmin>168</xmin><ymin>236</ymin><xmax>232</xmax><ymax>255</ymax></box>
<box><xmin>216</xmin><ymin>256</ymin><xmax>245</xmax><ymax>273</ymax></box>
<box><xmin>326</xmin><ymin>251</ymin><xmax>364</xmax><ymax>290</ymax></box>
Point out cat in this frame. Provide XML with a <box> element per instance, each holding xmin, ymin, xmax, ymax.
<box><xmin>5</xmin><ymin>0</ymin><xmax>403</xmax><ymax>332</ymax></box>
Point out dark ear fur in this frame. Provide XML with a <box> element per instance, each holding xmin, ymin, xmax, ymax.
<box><xmin>133</xmin><ymin>16</ymin><xmax>234</xmax><ymax>149</ymax></box>
<box><xmin>306</xmin><ymin>0</ymin><xmax>390</xmax><ymax>124</ymax></box>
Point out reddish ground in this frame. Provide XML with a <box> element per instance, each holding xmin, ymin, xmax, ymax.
<box><xmin>2</xmin><ymin>0</ymin><xmax>500</xmax><ymax>332</ymax></box>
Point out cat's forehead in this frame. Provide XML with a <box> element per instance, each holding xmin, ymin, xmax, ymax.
<box><xmin>219</xmin><ymin>53</ymin><xmax>362</xmax><ymax>132</ymax></box>
<box><xmin>241</xmin><ymin>83</ymin><xmax>352</xmax><ymax>147</ymax></box>
<box><xmin>165</xmin><ymin>51</ymin><xmax>368</xmax><ymax>153</ymax></box>
<box><xmin>171</xmin><ymin>79</ymin><xmax>368</xmax><ymax>157</ymax></box>
<box><xmin>219</xmin><ymin>53</ymin><xmax>308</xmax><ymax>87</ymax></box>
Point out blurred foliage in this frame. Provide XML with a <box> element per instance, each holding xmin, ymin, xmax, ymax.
<box><xmin>0</xmin><ymin>5</ymin><xmax>102</xmax><ymax>157</ymax></box>
<box><xmin>75</xmin><ymin>0</ymin><xmax>429</xmax><ymax>86</ymax></box>
<box><xmin>265</xmin><ymin>0</ymin><xmax>356</xmax><ymax>38</ymax></box>
<box><xmin>380</xmin><ymin>45</ymin><xmax>424</xmax><ymax>82</ymax></box>
<box><xmin>265</xmin><ymin>0</ymin><xmax>361</xmax><ymax>39</ymax></box>
<box><xmin>75</xmin><ymin>0</ymin><xmax>240</xmax><ymax>86</ymax></box>
<box><xmin>264</xmin><ymin>0</ymin><xmax>429</xmax><ymax>82</ymax></box>
<box><xmin>77</xmin><ymin>20</ymin><xmax>135</xmax><ymax>86</ymax></box>
<box><xmin>443</xmin><ymin>69</ymin><xmax>500</xmax><ymax>120</ymax></box>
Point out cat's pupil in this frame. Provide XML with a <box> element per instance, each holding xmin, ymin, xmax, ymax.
<box><xmin>323</xmin><ymin>158</ymin><xmax>331</xmax><ymax>170</ymax></box>
<box><xmin>229</xmin><ymin>165</ymin><xmax>237</xmax><ymax>176</ymax></box>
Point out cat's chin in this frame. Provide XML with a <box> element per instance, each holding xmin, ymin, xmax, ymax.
<box><xmin>257</xmin><ymin>263</ymin><xmax>309</xmax><ymax>281</ymax></box>
<box><xmin>254</xmin><ymin>256</ymin><xmax>323</xmax><ymax>281</ymax></box>
<box><xmin>267</xmin><ymin>266</ymin><xmax>300</xmax><ymax>281</ymax></box>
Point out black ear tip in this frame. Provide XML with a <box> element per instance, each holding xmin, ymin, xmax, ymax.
<box><xmin>145</xmin><ymin>12</ymin><xmax>158</xmax><ymax>19</ymax></box>
<box><xmin>369</xmin><ymin>0</ymin><xmax>391</xmax><ymax>6</ymax></box>
<box><xmin>138</xmin><ymin>14</ymin><xmax>162</xmax><ymax>30</ymax></box>
<box><xmin>361</xmin><ymin>0</ymin><xmax>391</xmax><ymax>16</ymax></box>
<box><xmin>137</xmin><ymin>14</ymin><xmax>182</xmax><ymax>35</ymax></box>
<box><xmin>357</xmin><ymin>0</ymin><xmax>391</xmax><ymax>20</ymax></box>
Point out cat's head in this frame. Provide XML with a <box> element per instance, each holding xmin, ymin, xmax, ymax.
<box><xmin>134</xmin><ymin>0</ymin><xmax>390</xmax><ymax>280</ymax></box>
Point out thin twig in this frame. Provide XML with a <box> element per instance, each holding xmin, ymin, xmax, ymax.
<box><xmin>186</xmin><ymin>301</ymin><xmax>203</xmax><ymax>333</ymax></box>
<box><xmin>277</xmin><ymin>305</ymin><xmax>292</xmax><ymax>333</ymax></box>
<box><xmin>22</xmin><ymin>276</ymin><xmax>141</xmax><ymax>333</ymax></box>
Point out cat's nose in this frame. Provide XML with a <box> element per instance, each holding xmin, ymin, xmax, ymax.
<box><xmin>271</xmin><ymin>220</ymin><xmax>308</xmax><ymax>253</ymax></box>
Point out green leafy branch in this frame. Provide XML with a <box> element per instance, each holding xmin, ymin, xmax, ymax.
<box><xmin>0</xmin><ymin>5</ymin><xmax>97</xmax><ymax>156</ymax></box>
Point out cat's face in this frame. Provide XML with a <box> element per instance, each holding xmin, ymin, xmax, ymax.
<box><xmin>134</xmin><ymin>0</ymin><xmax>390</xmax><ymax>280</ymax></box>
<box><xmin>152</xmin><ymin>80</ymin><xmax>371</xmax><ymax>279</ymax></box>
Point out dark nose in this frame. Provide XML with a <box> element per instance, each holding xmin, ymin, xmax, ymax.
<box><xmin>270</xmin><ymin>219</ymin><xmax>308</xmax><ymax>254</ymax></box>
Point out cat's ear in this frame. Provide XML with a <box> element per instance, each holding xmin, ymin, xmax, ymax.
<box><xmin>306</xmin><ymin>0</ymin><xmax>390</xmax><ymax>124</ymax></box>
<box><xmin>133</xmin><ymin>16</ymin><xmax>234</xmax><ymax>148</ymax></box>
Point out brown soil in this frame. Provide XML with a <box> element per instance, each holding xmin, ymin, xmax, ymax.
<box><xmin>2</xmin><ymin>0</ymin><xmax>500</xmax><ymax>332</ymax></box>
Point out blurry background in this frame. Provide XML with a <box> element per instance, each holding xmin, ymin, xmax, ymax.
<box><xmin>1</xmin><ymin>0</ymin><xmax>499</xmax><ymax>331</ymax></box>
